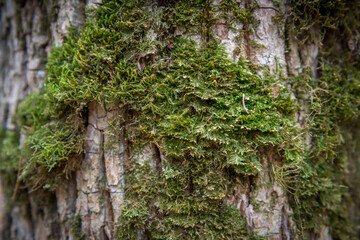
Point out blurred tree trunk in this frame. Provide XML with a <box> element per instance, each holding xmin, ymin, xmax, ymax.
<box><xmin>0</xmin><ymin>0</ymin><xmax>359</xmax><ymax>239</ymax></box>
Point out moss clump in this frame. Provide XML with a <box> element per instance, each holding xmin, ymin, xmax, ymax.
<box><xmin>115</xmin><ymin>37</ymin><xmax>294</xmax><ymax>238</ymax></box>
<box><xmin>4</xmin><ymin>0</ymin><xmax>358</xmax><ymax>239</ymax></box>
<box><xmin>272</xmin><ymin>0</ymin><xmax>360</xmax><ymax>238</ymax></box>
<box><xmin>17</xmin><ymin>89</ymin><xmax>85</xmax><ymax>189</ymax></box>
<box><xmin>69</xmin><ymin>214</ymin><xmax>85</xmax><ymax>240</ymax></box>
<box><xmin>0</xmin><ymin>129</ymin><xmax>20</xmax><ymax>174</ymax></box>
<box><xmin>281</xmin><ymin>62</ymin><xmax>360</xmax><ymax>239</ymax></box>
<box><xmin>15</xmin><ymin>0</ymin><xmax>297</xmax><ymax>238</ymax></box>
<box><xmin>0</xmin><ymin>129</ymin><xmax>20</xmax><ymax>195</ymax></box>
<box><xmin>287</xmin><ymin>0</ymin><xmax>360</xmax><ymax>45</ymax></box>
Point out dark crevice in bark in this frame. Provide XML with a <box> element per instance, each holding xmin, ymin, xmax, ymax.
<box><xmin>297</xmin><ymin>47</ymin><xmax>305</xmax><ymax>68</ymax></box>
<box><xmin>152</xmin><ymin>143</ymin><xmax>162</xmax><ymax>175</ymax></box>
<box><xmin>100</xmin><ymin>225</ymin><xmax>110</xmax><ymax>240</ymax></box>
<box><xmin>79</xmin><ymin>0</ymin><xmax>87</xmax><ymax>25</ymax></box>
<box><xmin>203</xmin><ymin>0</ymin><xmax>211</xmax><ymax>43</ymax></box>
<box><xmin>103</xmin><ymin>189</ymin><xmax>114</xmax><ymax>231</ymax></box>
<box><xmin>99</xmin><ymin>129</ymin><xmax>114</xmax><ymax>238</ymax></box>
<box><xmin>187</xmin><ymin>176</ymin><xmax>194</xmax><ymax>196</ymax></box>
<box><xmin>138</xmin><ymin>229</ymin><xmax>150</xmax><ymax>240</ymax></box>
<box><xmin>281</xmin><ymin>206</ymin><xmax>291</xmax><ymax>240</ymax></box>
<box><xmin>156</xmin><ymin>0</ymin><xmax>176</xmax><ymax>8</ymax></box>
<box><xmin>26</xmin><ymin>195</ymin><xmax>35</xmax><ymax>240</ymax></box>
<box><xmin>243</xmin><ymin>31</ymin><xmax>251</xmax><ymax>59</ymax></box>
<box><xmin>284</xmin><ymin>7</ymin><xmax>293</xmax><ymax>77</ymax></box>
<box><xmin>245</xmin><ymin>174</ymin><xmax>255</xmax><ymax>224</ymax></box>
<box><xmin>1</xmin><ymin>103</ymin><xmax>9</xmax><ymax>128</ymax></box>
<box><xmin>122</xmin><ymin>106</ymin><xmax>131</xmax><ymax>169</ymax></box>
<box><xmin>120</xmin><ymin>106</ymin><xmax>131</xmax><ymax>203</ymax></box>
<box><xmin>82</xmin><ymin>106</ymin><xmax>89</xmax><ymax>128</ymax></box>
<box><xmin>243</xmin><ymin>0</ymin><xmax>251</xmax><ymax>59</ymax></box>
<box><xmin>248</xmin><ymin>175</ymin><xmax>255</xmax><ymax>196</ymax></box>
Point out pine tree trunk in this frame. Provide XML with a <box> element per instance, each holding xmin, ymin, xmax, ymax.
<box><xmin>0</xmin><ymin>0</ymin><xmax>359</xmax><ymax>239</ymax></box>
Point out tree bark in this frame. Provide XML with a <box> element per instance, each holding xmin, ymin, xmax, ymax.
<box><xmin>0</xmin><ymin>0</ymin><xmax>359</xmax><ymax>239</ymax></box>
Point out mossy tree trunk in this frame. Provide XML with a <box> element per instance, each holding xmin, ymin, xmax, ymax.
<box><xmin>0</xmin><ymin>0</ymin><xmax>359</xmax><ymax>239</ymax></box>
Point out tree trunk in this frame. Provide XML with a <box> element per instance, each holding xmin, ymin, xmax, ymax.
<box><xmin>0</xmin><ymin>0</ymin><xmax>359</xmax><ymax>239</ymax></box>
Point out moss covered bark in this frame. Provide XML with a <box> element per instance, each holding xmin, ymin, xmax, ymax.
<box><xmin>0</xmin><ymin>0</ymin><xmax>359</xmax><ymax>239</ymax></box>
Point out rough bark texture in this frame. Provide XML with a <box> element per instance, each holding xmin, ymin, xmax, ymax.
<box><xmin>0</xmin><ymin>1</ymin><xmax>94</xmax><ymax>238</ymax></box>
<box><xmin>0</xmin><ymin>0</ymin><xmax>358</xmax><ymax>239</ymax></box>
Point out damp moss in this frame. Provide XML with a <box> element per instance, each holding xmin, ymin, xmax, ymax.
<box><xmin>114</xmin><ymin>37</ymin><xmax>295</xmax><ymax>238</ymax></box>
<box><xmin>69</xmin><ymin>214</ymin><xmax>85</xmax><ymax>240</ymax></box>
<box><xmin>287</xmin><ymin>0</ymin><xmax>360</xmax><ymax>45</ymax></box>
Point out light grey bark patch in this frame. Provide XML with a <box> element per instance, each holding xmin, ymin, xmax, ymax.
<box><xmin>251</xmin><ymin>0</ymin><xmax>287</xmax><ymax>74</ymax></box>
<box><xmin>76</xmin><ymin>103</ymin><xmax>124</xmax><ymax>238</ymax></box>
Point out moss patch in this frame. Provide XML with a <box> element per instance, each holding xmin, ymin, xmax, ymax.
<box><xmin>0</xmin><ymin>129</ymin><xmax>20</xmax><ymax>196</ymax></box>
<box><xmin>17</xmin><ymin>89</ymin><xmax>85</xmax><ymax>189</ymax></box>
<box><xmin>15</xmin><ymin>0</ymin><xmax>296</xmax><ymax>238</ymax></box>
<box><xmin>282</xmin><ymin>62</ymin><xmax>360</xmax><ymax>239</ymax></box>
<box><xmin>2</xmin><ymin>0</ymin><xmax>359</xmax><ymax>239</ymax></box>
<box><xmin>275</xmin><ymin>0</ymin><xmax>360</xmax><ymax>238</ymax></box>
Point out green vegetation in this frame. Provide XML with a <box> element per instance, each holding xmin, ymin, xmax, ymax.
<box><xmin>17</xmin><ymin>89</ymin><xmax>85</xmax><ymax>189</ymax></box>
<box><xmin>115</xmin><ymin>37</ymin><xmax>295</xmax><ymax>238</ymax></box>
<box><xmin>277</xmin><ymin>0</ymin><xmax>360</xmax><ymax>238</ymax></box>
<box><xmin>69</xmin><ymin>214</ymin><xmax>85</xmax><ymax>240</ymax></box>
<box><xmin>277</xmin><ymin>63</ymin><xmax>360</xmax><ymax>238</ymax></box>
<box><xmin>287</xmin><ymin>0</ymin><xmax>359</xmax><ymax>47</ymax></box>
<box><xmin>0</xmin><ymin>0</ymin><xmax>359</xmax><ymax>239</ymax></box>
<box><xmin>0</xmin><ymin>129</ymin><xmax>20</xmax><ymax>196</ymax></box>
<box><xmin>40</xmin><ymin>0</ymin><xmax>294</xmax><ymax>238</ymax></box>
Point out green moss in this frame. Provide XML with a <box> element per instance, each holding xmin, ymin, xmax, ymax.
<box><xmin>284</xmin><ymin>62</ymin><xmax>360</xmax><ymax>239</ymax></box>
<box><xmin>5</xmin><ymin>0</ymin><xmax>358</xmax><ymax>239</ymax></box>
<box><xmin>0</xmin><ymin>129</ymin><xmax>20</xmax><ymax>196</ymax></box>
<box><xmin>0</xmin><ymin>129</ymin><xmax>20</xmax><ymax>173</ymax></box>
<box><xmin>273</xmin><ymin>0</ymin><xmax>360</xmax><ymax>238</ymax></box>
<box><xmin>17</xmin><ymin>89</ymin><xmax>85</xmax><ymax>189</ymax></box>
<box><xmin>114</xmin><ymin>37</ymin><xmax>294</xmax><ymax>238</ymax></box>
<box><xmin>39</xmin><ymin>1</ymin><xmax>298</xmax><ymax>238</ymax></box>
<box><xmin>287</xmin><ymin>0</ymin><xmax>360</xmax><ymax>44</ymax></box>
<box><xmin>69</xmin><ymin>214</ymin><xmax>85</xmax><ymax>240</ymax></box>
<box><xmin>266</xmin><ymin>0</ymin><xmax>360</xmax><ymax>238</ymax></box>
<box><xmin>15</xmin><ymin>0</ymin><xmax>295</xmax><ymax>238</ymax></box>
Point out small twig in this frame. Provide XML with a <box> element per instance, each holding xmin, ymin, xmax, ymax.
<box><xmin>312</xmin><ymin>88</ymin><xmax>329</xmax><ymax>94</ymax></box>
<box><xmin>292</xmin><ymin>132</ymin><xmax>306</xmax><ymax>140</ymax></box>
<box><xmin>28</xmin><ymin>184</ymin><xmax>42</xmax><ymax>193</ymax></box>
<box><xmin>258</xmin><ymin>6</ymin><xmax>280</xmax><ymax>13</ymax></box>
<box><xmin>242</xmin><ymin>94</ymin><xmax>249</xmax><ymax>114</ymax></box>
<box><xmin>12</xmin><ymin>157</ymin><xmax>22</xmax><ymax>200</ymax></box>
